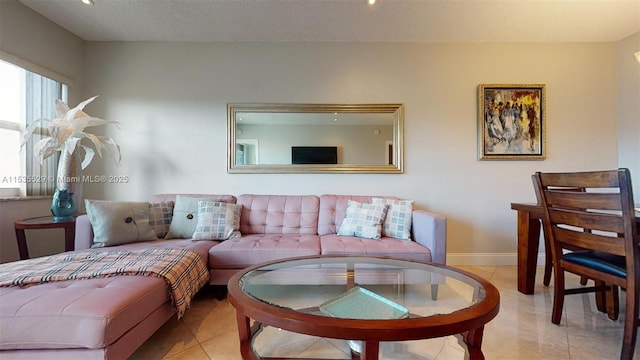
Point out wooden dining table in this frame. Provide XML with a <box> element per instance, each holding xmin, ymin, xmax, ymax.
<box><xmin>510</xmin><ymin>203</ymin><xmax>640</xmax><ymax>295</ymax></box>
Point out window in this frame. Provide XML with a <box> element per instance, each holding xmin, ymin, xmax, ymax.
<box><xmin>0</xmin><ymin>59</ymin><xmax>68</xmax><ymax>197</ymax></box>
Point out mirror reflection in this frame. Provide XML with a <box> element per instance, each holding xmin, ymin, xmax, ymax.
<box><xmin>227</xmin><ymin>104</ymin><xmax>404</xmax><ymax>174</ymax></box>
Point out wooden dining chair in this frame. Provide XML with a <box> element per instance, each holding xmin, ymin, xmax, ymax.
<box><xmin>532</xmin><ymin>175</ymin><xmax>590</xmax><ymax>288</ymax></box>
<box><xmin>535</xmin><ymin>168</ymin><xmax>639</xmax><ymax>360</ymax></box>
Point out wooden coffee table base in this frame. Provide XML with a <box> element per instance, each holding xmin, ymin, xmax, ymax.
<box><xmin>234</xmin><ymin>311</ymin><xmax>489</xmax><ymax>360</ymax></box>
<box><xmin>228</xmin><ymin>256</ymin><xmax>498</xmax><ymax>360</ymax></box>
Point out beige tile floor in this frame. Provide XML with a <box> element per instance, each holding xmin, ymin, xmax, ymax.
<box><xmin>130</xmin><ymin>265</ymin><xmax>640</xmax><ymax>359</ymax></box>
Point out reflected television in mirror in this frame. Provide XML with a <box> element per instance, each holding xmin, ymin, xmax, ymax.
<box><xmin>227</xmin><ymin>103</ymin><xmax>404</xmax><ymax>174</ymax></box>
<box><xmin>292</xmin><ymin>146</ymin><xmax>338</xmax><ymax>165</ymax></box>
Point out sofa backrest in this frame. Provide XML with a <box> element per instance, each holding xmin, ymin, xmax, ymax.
<box><xmin>151</xmin><ymin>193</ymin><xmax>237</xmax><ymax>204</ymax></box>
<box><xmin>237</xmin><ymin>194</ymin><xmax>320</xmax><ymax>235</ymax></box>
<box><xmin>317</xmin><ymin>194</ymin><xmax>398</xmax><ymax>235</ymax></box>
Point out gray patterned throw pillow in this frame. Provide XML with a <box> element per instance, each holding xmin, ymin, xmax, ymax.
<box><xmin>148</xmin><ymin>201</ymin><xmax>174</xmax><ymax>238</ymax></box>
<box><xmin>337</xmin><ymin>200</ymin><xmax>389</xmax><ymax>240</ymax></box>
<box><xmin>372</xmin><ymin>198</ymin><xmax>414</xmax><ymax>240</ymax></box>
<box><xmin>192</xmin><ymin>200</ymin><xmax>242</xmax><ymax>240</ymax></box>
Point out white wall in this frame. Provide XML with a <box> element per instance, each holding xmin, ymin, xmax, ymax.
<box><xmin>0</xmin><ymin>0</ymin><xmax>85</xmax><ymax>105</ymax></box>
<box><xmin>616</xmin><ymin>32</ymin><xmax>640</xmax><ymax>201</ymax></box>
<box><xmin>0</xmin><ymin>0</ymin><xmax>85</xmax><ymax>263</ymax></box>
<box><xmin>1</xmin><ymin>1</ymin><xmax>636</xmax><ymax>265</ymax></box>
<box><xmin>81</xmin><ymin>41</ymin><xmax>620</xmax><ymax>263</ymax></box>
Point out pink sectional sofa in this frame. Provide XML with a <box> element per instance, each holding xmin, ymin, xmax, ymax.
<box><xmin>0</xmin><ymin>193</ymin><xmax>446</xmax><ymax>360</ymax></box>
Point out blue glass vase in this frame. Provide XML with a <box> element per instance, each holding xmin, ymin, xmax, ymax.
<box><xmin>52</xmin><ymin>149</ymin><xmax>82</xmax><ymax>222</ymax></box>
<box><xmin>51</xmin><ymin>189</ymin><xmax>75</xmax><ymax>222</ymax></box>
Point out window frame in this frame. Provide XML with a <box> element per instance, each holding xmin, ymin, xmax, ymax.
<box><xmin>0</xmin><ymin>52</ymin><xmax>71</xmax><ymax>198</ymax></box>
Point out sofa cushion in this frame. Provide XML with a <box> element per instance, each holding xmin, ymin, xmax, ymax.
<box><xmin>237</xmin><ymin>194</ymin><xmax>319</xmax><ymax>235</ymax></box>
<box><xmin>209</xmin><ymin>234</ymin><xmax>321</xmax><ymax>269</ymax></box>
<box><xmin>337</xmin><ymin>200</ymin><xmax>388</xmax><ymax>240</ymax></box>
<box><xmin>0</xmin><ymin>276</ymin><xmax>168</xmax><ymax>350</ymax></box>
<box><xmin>318</xmin><ymin>195</ymin><xmax>398</xmax><ymax>235</ymax></box>
<box><xmin>85</xmin><ymin>200</ymin><xmax>158</xmax><ymax>247</ymax></box>
<box><xmin>192</xmin><ymin>201</ymin><xmax>242</xmax><ymax>241</ymax></box>
<box><xmin>320</xmin><ymin>234</ymin><xmax>432</xmax><ymax>263</ymax></box>
<box><xmin>372</xmin><ymin>198</ymin><xmax>414</xmax><ymax>240</ymax></box>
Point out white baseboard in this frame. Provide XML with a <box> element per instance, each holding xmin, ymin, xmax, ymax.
<box><xmin>446</xmin><ymin>253</ymin><xmax>546</xmax><ymax>266</ymax></box>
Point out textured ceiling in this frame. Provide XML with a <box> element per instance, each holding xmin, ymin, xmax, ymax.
<box><xmin>18</xmin><ymin>0</ymin><xmax>640</xmax><ymax>42</ymax></box>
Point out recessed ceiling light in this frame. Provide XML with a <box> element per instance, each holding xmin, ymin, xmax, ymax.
<box><xmin>81</xmin><ymin>0</ymin><xmax>95</xmax><ymax>5</ymax></box>
<box><xmin>367</xmin><ymin>0</ymin><xmax>377</xmax><ymax>5</ymax></box>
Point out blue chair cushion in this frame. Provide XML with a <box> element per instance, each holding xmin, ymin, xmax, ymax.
<box><xmin>563</xmin><ymin>250</ymin><xmax>626</xmax><ymax>278</ymax></box>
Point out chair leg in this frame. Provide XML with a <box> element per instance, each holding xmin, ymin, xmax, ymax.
<box><xmin>620</xmin><ymin>283</ymin><xmax>639</xmax><ymax>360</ymax></box>
<box><xmin>551</xmin><ymin>267</ymin><xmax>565</xmax><ymax>325</ymax></box>
<box><xmin>594</xmin><ymin>282</ymin><xmax>620</xmax><ymax>320</ymax></box>
<box><xmin>543</xmin><ymin>233</ymin><xmax>552</xmax><ymax>286</ymax></box>
<box><xmin>606</xmin><ymin>285</ymin><xmax>619</xmax><ymax>321</ymax></box>
<box><xmin>595</xmin><ymin>280</ymin><xmax>607</xmax><ymax>313</ymax></box>
<box><xmin>543</xmin><ymin>262</ymin><xmax>553</xmax><ymax>286</ymax></box>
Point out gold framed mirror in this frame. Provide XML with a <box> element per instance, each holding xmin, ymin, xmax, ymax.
<box><xmin>227</xmin><ymin>103</ymin><xmax>404</xmax><ymax>174</ymax></box>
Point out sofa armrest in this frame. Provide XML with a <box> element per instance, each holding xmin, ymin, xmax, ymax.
<box><xmin>411</xmin><ymin>210</ymin><xmax>447</xmax><ymax>265</ymax></box>
<box><xmin>75</xmin><ymin>214</ymin><xmax>94</xmax><ymax>250</ymax></box>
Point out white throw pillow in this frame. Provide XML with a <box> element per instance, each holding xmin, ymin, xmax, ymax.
<box><xmin>192</xmin><ymin>200</ymin><xmax>242</xmax><ymax>240</ymax></box>
<box><xmin>85</xmin><ymin>199</ymin><xmax>158</xmax><ymax>248</ymax></box>
<box><xmin>165</xmin><ymin>195</ymin><xmax>227</xmax><ymax>239</ymax></box>
<box><xmin>337</xmin><ymin>200</ymin><xmax>389</xmax><ymax>240</ymax></box>
<box><xmin>372</xmin><ymin>198</ymin><xmax>414</xmax><ymax>240</ymax></box>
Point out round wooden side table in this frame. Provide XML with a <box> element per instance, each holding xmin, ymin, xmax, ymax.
<box><xmin>14</xmin><ymin>216</ymin><xmax>76</xmax><ymax>260</ymax></box>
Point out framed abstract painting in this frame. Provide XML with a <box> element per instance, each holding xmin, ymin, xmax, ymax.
<box><xmin>478</xmin><ymin>84</ymin><xmax>546</xmax><ymax>160</ymax></box>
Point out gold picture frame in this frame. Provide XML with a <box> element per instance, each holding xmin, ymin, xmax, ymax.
<box><xmin>478</xmin><ymin>84</ymin><xmax>546</xmax><ymax>160</ymax></box>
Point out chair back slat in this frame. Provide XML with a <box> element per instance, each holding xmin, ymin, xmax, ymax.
<box><xmin>552</xmin><ymin>226</ymin><xmax>626</xmax><ymax>257</ymax></box>
<box><xmin>549</xmin><ymin>208</ymin><xmax>625</xmax><ymax>234</ymax></box>
<box><xmin>539</xmin><ymin>171</ymin><xmax>620</xmax><ymax>189</ymax></box>
<box><xmin>544</xmin><ymin>190</ymin><xmax>622</xmax><ymax>211</ymax></box>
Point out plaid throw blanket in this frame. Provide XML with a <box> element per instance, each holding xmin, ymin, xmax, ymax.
<box><xmin>0</xmin><ymin>248</ymin><xmax>209</xmax><ymax>319</ymax></box>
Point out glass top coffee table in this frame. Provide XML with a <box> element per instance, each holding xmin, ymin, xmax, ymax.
<box><xmin>227</xmin><ymin>256</ymin><xmax>500</xmax><ymax>360</ymax></box>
